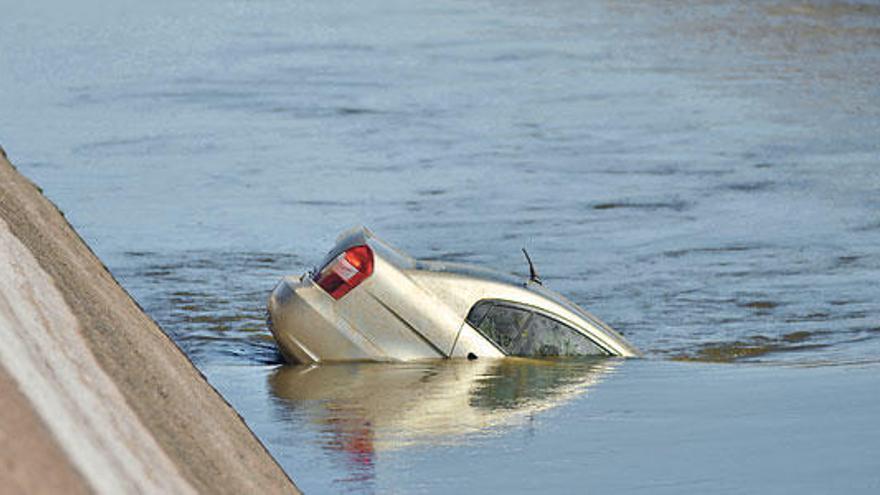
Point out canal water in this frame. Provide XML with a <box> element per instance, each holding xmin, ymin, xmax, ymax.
<box><xmin>2</xmin><ymin>0</ymin><xmax>879</xmax><ymax>492</ymax></box>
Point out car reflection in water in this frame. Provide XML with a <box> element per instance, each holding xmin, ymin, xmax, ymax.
<box><xmin>269</xmin><ymin>357</ymin><xmax>619</xmax><ymax>486</ymax></box>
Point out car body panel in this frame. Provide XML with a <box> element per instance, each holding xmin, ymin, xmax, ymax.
<box><xmin>361</xmin><ymin>256</ymin><xmax>461</xmax><ymax>356</ymax></box>
<box><xmin>268</xmin><ymin>277</ymin><xmax>382</xmax><ymax>363</ymax></box>
<box><xmin>336</xmin><ymin>282</ymin><xmax>439</xmax><ymax>360</ymax></box>
<box><xmin>406</xmin><ymin>267</ymin><xmax>640</xmax><ymax>357</ymax></box>
<box><xmin>268</xmin><ymin>226</ymin><xmax>640</xmax><ymax>364</ymax></box>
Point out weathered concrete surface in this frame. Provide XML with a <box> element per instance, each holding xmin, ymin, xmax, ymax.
<box><xmin>0</xmin><ymin>148</ymin><xmax>299</xmax><ymax>494</ymax></box>
<box><xmin>0</xmin><ymin>364</ymin><xmax>91</xmax><ymax>495</ymax></box>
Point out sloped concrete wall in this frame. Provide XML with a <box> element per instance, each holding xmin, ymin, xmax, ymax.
<box><xmin>0</xmin><ymin>147</ymin><xmax>299</xmax><ymax>494</ymax></box>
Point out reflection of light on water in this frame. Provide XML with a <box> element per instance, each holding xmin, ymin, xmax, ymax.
<box><xmin>270</xmin><ymin>358</ymin><xmax>617</xmax><ymax>447</ymax></box>
<box><xmin>269</xmin><ymin>358</ymin><xmax>617</xmax><ymax>490</ymax></box>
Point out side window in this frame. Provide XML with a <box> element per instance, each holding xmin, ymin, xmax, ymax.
<box><xmin>467</xmin><ymin>302</ymin><xmax>531</xmax><ymax>354</ymax></box>
<box><xmin>466</xmin><ymin>300</ymin><xmax>607</xmax><ymax>357</ymax></box>
<box><xmin>466</xmin><ymin>300</ymin><xmax>493</xmax><ymax>328</ymax></box>
<box><xmin>514</xmin><ymin>313</ymin><xmax>606</xmax><ymax>357</ymax></box>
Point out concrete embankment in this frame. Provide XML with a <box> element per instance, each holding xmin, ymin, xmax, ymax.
<box><xmin>0</xmin><ymin>147</ymin><xmax>299</xmax><ymax>494</ymax></box>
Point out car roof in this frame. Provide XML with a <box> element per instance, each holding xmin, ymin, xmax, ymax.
<box><xmin>413</xmin><ymin>259</ymin><xmax>524</xmax><ymax>287</ymax></box>
<box><xmin>339</xmin><ymin>225</ymin><xmax>580</xmax><ymax>307</ymax></box>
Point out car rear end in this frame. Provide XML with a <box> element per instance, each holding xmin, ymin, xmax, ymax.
<box><xmin>267</xmin><ymin>227</ymin><xmax>467</xmax><ymax>364</ymax></box>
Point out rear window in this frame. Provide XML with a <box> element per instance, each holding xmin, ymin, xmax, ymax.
<box><xmin>466</xmin><ymin>300</ymin><xmax>607</xmax><ymax>357</ymax></box>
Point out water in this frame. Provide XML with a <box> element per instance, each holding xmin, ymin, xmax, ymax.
<box><xmin>2</xmin><ymin>0</ymin><xmax>879</xmax><ymax>492</ymax></box>
<box><xmin>205</xmin><ymin>360</ymin><xmax>880</xmax><ymax>494</ymax></box>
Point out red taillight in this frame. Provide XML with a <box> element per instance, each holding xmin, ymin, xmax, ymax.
<box><xmin>313</xmin><ymin>245</ymin><xmax>374</xmax><ymax>300</ymax></box>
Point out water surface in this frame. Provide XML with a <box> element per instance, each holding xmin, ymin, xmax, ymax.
<box><xmin>2</xmin><ymin>0</ymin><xmax>879</xmax><ymax>492</ymax></box>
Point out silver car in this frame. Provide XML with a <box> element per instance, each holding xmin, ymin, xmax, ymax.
<box><xmin>267</xmin><ymin>227</ymin><xmax>639</xmax><ymax>364</ymax></box>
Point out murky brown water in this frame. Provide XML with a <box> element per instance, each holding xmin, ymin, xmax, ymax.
<box><xmin>3</xmin><ymin>0</ymin><xmax>879</xmax><ymax>492</ymax></box>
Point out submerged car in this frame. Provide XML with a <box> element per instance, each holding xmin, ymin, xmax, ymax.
<box><xmin>267</xmin><ymin>227</ymin><xmax>639</xmax><ymax>364</ymax></box>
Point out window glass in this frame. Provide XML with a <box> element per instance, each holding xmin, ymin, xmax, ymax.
<box><xmin>474</xmin><ymin>304</ymin><xmax>531</xmax><ymax>353</ymax></box>
<box><xmin>512</xmin><ymin>313</ymin><xmax>606</xmax><ymax>357</ymax></box>
<box><xmin>467</xmin><ymin>300</ymin><xmax>607</xmax><ymax>357</ymax></box>
<box><xmin>466</xmin><ymin>300</ymin><xmax>493</xmax><ymax>328</ymax></box>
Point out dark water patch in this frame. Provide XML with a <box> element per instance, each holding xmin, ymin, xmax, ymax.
<box><xmin>336</xmin><ymin>107</ymin><xmax>382</xmax><ymax>116</ymax></box>
<box><xmin>416</xmin><ymin>188</ymin><xmax>447</xmax><ymax>196</ymax></box>
<box><xmin>170</xmin><ymin>290</ymin><xmax>207</xmax><ymax>298</ymax></box>
<box><xmin>782</xmin><ymin>330</ymin><xmax>829</xmax><ymax>343</ymax></box>
<box><xmin>835</xmin><ymin>334</ymin><xmax>877</xmax><ymax>346</ymax></box>
<box><xmin>270</xmin><ymin>72</ymin><xmax>388</xmax><ymax>90</ymax></box>
<box><xmin>63</xmin><ymin>91</ymin><xmax>112</xmax><ymax>108</ymax></box>
<box><xmin>72</xmin><ymin>135</ymin><xmax>180</xmax><ymax>157</ymax></box>
<box><xmin>764</xmin><ymin>2</ymin><xmax>880</xmax><ymax>20</ymax></box>
<box><xmin>717</xmin><ymin>267</ymin><xmax>811</xmax><ymax>278</ymax></box>
<box><xmin>833</xmin><ymin>255</ymin><xmax>861</xmax><ymax>267</ymax></box>
<box><xmin>853</xmin><ymin>220</ymin><xmax>880</xmax><ymax>232</ymax></box>
<box><xmin>266</xmin><ymin>105</ymin><xmax>390</xmax><ymax>118</ymax></box>
<box><xmin>488</xmin><ymin>49</ymin><xmax>577</xmax><ymax>63</ymax></box>
<box><xmin>829</xmin><ymin>299</ymin><xmax>859</xmax><ymax>306</ymax></box>
<box><xmin>594</xmin><ymin>166</ymin><xmax>731</xmax><ymax>177</ymax></box>
<box><xmin>663</xmin><ymin>245</ymin><xmax>758</xmax><ymax>258</ymax></box>
<box><xmin>718</xmin><ymin>270</ymin><xmax>758</xmax><ymax>278</ymax></box>
<box><xmin>182</xmin><ymin>313</ymin><xmax>257</xmax><ymax>325</ymax></box>
<box><xmin>719</xmin><ymin>180</ymin><xmax>776</xmax><ymax>192</ymax></box>
<box><xmin>260</xmin><ymin>42</ymin><xmax>377</xmax><ymax>55</ymax></box>
<box><xmin>262</xmin><ymin>105</ymin><xmax>344</xmax><ymax>118</ymax></box>
<box><xmin>836</xmin><ymin>309</ymin><xmax>870</xmax><ymax>320</ymax></box>
<box><xmin>550</xmin><ymin>269</ymin><xmax>606</xmax><ymax>282</ymax></box>
<box><xmin>356</xmin><ymin>164</ymin><xmax>407</xmax><ymax>173</ymax></box>
<box><xmin>75</xmin><ymin>135</ymin><xmax>167</xmax><ymax>150</ymax></box>
<box><xmin>15</xmin><ymin>160</ymin><xmax>59</xmax><ymax>170</ymax></box>
<box><xmin>784</xmin><ymin>312</ymin><xmax>830</xmax><ymax>324</ymax></box>
<box><xmin>592</xmin><ymin>199</ymin><xmax>689</xmax><ymax>212</ymax></box>
<box><xmin>664</xmin><ymin>323</ymin><xmax>880</xmax><ymax>364</ymax></box>
<box><xmin>131</xmin><ymin>89</ymin><xmax>258</xmax><ymax>103</ymax></box>
<box><xmin>281</xmin><ymin>199</ymin><xmax>357</xmax><ymax>207</ymax></box>
<box><xmin>143</xmin><ymin>268</ymin><xmax>175</xmax><ymax>278</ymax></box>
<box><xmin>253</xmin><ymin>255</ymin><xmax>284</xmax><ymax>265</ymax></box>
<box><xmin>74</xmin><ymin>133</ymin><xmax>222</xmax><ymax>157</ymax></box>
<box><xmin>123</xmin><ymin>250</ymin><xmax>157</xmax><ymax>258</ymax></box>
<box><xmin>738</xmin><ymin>300</ymin><xmax>780</xmax><ymax>310</ymax></box>
<box><xmin>672</xmin><ymin>333</ymin><xmax>831</xmax><ymax>363</ymax></box>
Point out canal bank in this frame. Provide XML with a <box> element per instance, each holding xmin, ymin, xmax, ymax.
<box><xmin>0</xmin><ymin>148</ymin><xmax>299</xmax><ymax>494</ymax></box>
